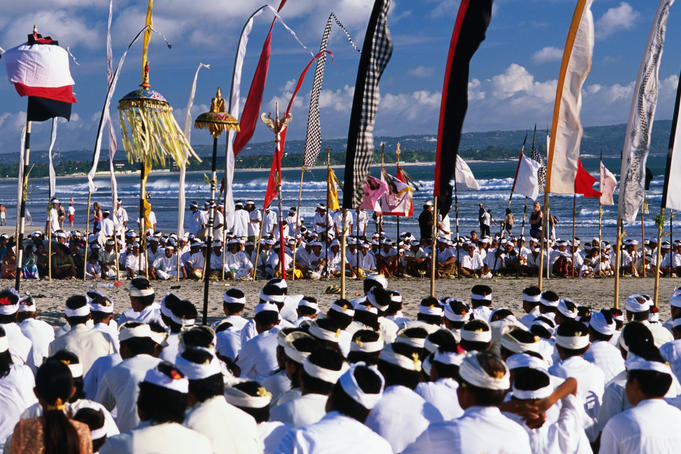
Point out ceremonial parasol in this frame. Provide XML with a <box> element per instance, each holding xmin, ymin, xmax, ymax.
<box><xmin>194</xmin><ymin>88</ymin><xmax>239</xmax><ymax>324</ymax></box>
<box><xmin>117</xmin><ymin>0</ymin><xmax>199</xmax><ymax>275</ymax></box>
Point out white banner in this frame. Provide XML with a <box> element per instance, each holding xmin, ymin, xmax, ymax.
<box><xmin>546</xmin><ymin>0</ymin><xmax>594</xmax><ymax>194</ymax></box>
<box><xmin>515</xmin><ymin>154</ymin><xmax>542</xmax><ymax>200</ymax></box>
<box><xmin>106</xmin><ymin>0</ymin><xmax>118</xmax><ymax>212</ymax></box>
<box><xmin>47</xmin><ymin>118</ymin><xmax>58</xmax><ymax>199</ymax></box>
<box><xmin>455</xmin><ymin>155</ymin><xmax>480</xmax><ymax>191</ymax></box>
<box><xmin>600</xmin><ymin>161</ymin><xmax>617</xmax><ymax>206</ymax></box>
<box><xmin>620</xmin><ymin>0</ymin><xmax>675</xmax><ymax>221</ymax></box>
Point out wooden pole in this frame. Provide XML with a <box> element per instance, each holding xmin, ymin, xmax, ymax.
<box><xmin>614</xmin><ymin>218</ymin><xmax>623</xmax><ymax>309</ymax></box>
<box><xmin>83</xmin><ymin>192</ymin><xmax>92</xmax><ymax>282</ymax></box>
<box><xmin>355</xmin><ymin>207</ymin><xmax>361</xmax><ymax>279</ymax></box>
<box><xmin>325</xmin><ymin>148</ymin><xmax>331</xmax><ymax>279</ymax></box>
<box><xmin>538</xmin><ymin>194</ymin><xmax>549</xmax><ymax>290</ymax></box>
<box><xmin>598</xmin><ymin>198</ymin><xmax>603</xmax><ymax>277</ymax></box>
<box><xmin>640</xmin><ymin>201</ymin><xmax>645</xmax><ymax>279</ymax></box>
<box><xmin>15</xmin><ymin>119</ymin><xmax>31</xmax><ymax>290</ymax></box>
<box><xmin>139</xmin><ymin>159</ymin><xmax>146</xmax><ymax>277</ymax></box>
<box><xmin>47</xmin><ymin>222</ymin><xmax>52</xmax><ymax>281</ymax></box>
<box><xmin>670</xmin><ymin>209</ymin><xmax>674</xmax><ymax>278</ymax></box>
<box><xmin>202</xmin><ymin>137</ymin><xmax>219</xmax><ymax>325</ymax></box>
<box><xmin>113</xmin><ymin>226</ymin><xmax>120</xmax><ymax>281</ymax></box>
<box><xmin>654</xmin><ymin>207</ymin><xmax>664</xmax><ymax>307</ymax></box>
<box><xmin>571</xmin><ymin>194</ymin><xmax>576</xmax><ymax>278</ymax></box>
<box><xmin>517</xmin><ymin>197</ymin><xmax>528</xmax><ymax>279</ymax></box>
<box><xmin>341</xmin><ymin>209</ymin><xmax>348</xmax><ymax>299</ymax></box>
<box><xmin>290</xmin><ymin>165</ymin><xmax>305</xmax><ymax>281</ymax></box>
<box><xmin>430</xmin><ymin>196</ymin><xmax>438</xmax><ymax>297</ymax></box>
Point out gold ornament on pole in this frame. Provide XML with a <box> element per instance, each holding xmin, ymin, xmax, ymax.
<box><xmin>194</xmin><ymin>88</ymin><xmax>239</xmax><ymax>324</ymax></box>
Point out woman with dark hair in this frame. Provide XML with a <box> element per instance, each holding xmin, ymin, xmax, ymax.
<box><xmin>10</xmin><ymin>361</ymin><xmax>91</xmax><ymax>453</ymax></box>
<box><xmin>0</xmin><ymin>326</ymin><xmax>38</xmax><ymax>452</ymax></box>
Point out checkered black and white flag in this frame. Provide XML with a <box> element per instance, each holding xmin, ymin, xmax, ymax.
<box><xmin>343</xmin><ymin>0</ymin><xmax>393</xmax><ymax>208</ymax></box>
<box><xmin>304</xmin><ymin>14</ymin><xmax>360</xmax><ymax>168</ymax></box>
<box><xmin>531</xmin><ymin>143</ymin><xmax>546</xmax><ymax>191</ymax></box>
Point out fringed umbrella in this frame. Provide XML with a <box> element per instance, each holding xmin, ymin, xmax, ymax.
<box><xmin>194</xmin><ymin>88</ymin><xmax>239</xmax><ymax>324</ymax></box>
<box><xmin>117</xmin><ymin>0</ymin><xmax>199</xmax><ymax>276</ymax></box>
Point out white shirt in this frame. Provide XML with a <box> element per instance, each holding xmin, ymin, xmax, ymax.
<box><xmin>263</xmin><ymin>210</ymin><xmax>278</xmax><ymax>236</ymax></box>
<box><xmin>48</xmin><ymin>324</ymin><xmax>116</xmax><ymax>374</ymax></box>
<box><xmin>0</xmin><ymin>364</ymin><xmax>37</xmax><ymax>451</ymax></box>
<box><xmin>358</xmin><ymin>250</ymin><xmax>376</xmax><ymax>271</ymax></box>
<box><xmin>225</xmin><ymin>251</ymin><xmax>253</xmax><ymax>278</ymax></box>
<box><xmin>366</xmin><ymin>385</ymin><xmax>443</xmax><ymax>453</ymax></box>
<box><xmin>277</xmin><ymin>411</ymin><xmax>392</xmax><ymax>454</ymax></box>
<box><xmin>270</xmin><ymin>393</ymin><xmax>328</xmax><ymax>428</ymax></box>
<box><xmin>48</xmin><ymin>207</ymin><xmax>60</xmax><ymax>233</ymax></box>
<box><xmin>262</xmin><ymin>370</ymin><xmax>292</xmax><ymax>406</ymax></box>
<box><xmin>248</xmin><ymin>209</ymin><xmax>262</xmax><ymax>237</ymax></box>
<box><xmin>21</xmin><ymin>398</ymin><xmax>119</xmax><ymax>438</ymax></box>
<box><xmin>403</xmin><ymin>406</ymin><xmax>531</xmax><ymax>454</ymax></box>
<box><xmin>216</xmin><ymin>327</ymin><xmax>243</xmax><ymax>361</ymax></box>
<box><xmin>83</xmin><ymin>353</ymin><xmax>122</xmax><ymax>400</ymax></box>
<box><xmin>415</xmin><ymin>378</ymin><xmax>463</xmax><ymax>421</ymax></box>
<box><xmin>19</xmin><ymin>317</ymin><xmax>54</xmax><ymax>367</ymax></box>
<box><xmin>0</xmin><ymin>322</ymin><xmax>32</xmax><ymax>367</ymax></box>
<box><xmin>584</xmin><ymin>340</ymin><xmax>625</xmax><ymax>383</ymax></box>
<box><xmin>95</xmin><ymin>354</ymin><xmax>162</xmax><ymax>432</ymax></box>
<box><xmin>184</xmin><ymin>396</ymin><xmax>260</xmax><ymax>454</ymax></box>
<box><xmin>259</xmin><ymin>421</ymin><xmax>291</xmax><ymax>454</ymax></box>
<box><xmin>101</xmin><ymin>421</ymin><xmax>212</xmax><ymax>454</ymax></box>
<box><xmin>237</xmin><ymin>328</ymin><xmax>279</xmax><ymax>382</ymax></box>
<box><xmin>600</xmin><ymin>399</ymin><xmax>681</xmax><ymax>454</ymax></box>
<box><xmin>461</xmin><ymin>254</ymin><xmax>483</xmax><ymax>271</ymax></box>
<box><xmin>661</xmin><ymin>339</ymin><xmax>681</xmax><ymax>384</ymax></box>
<box><xmin>101</xmin><ymin>217</ymin><xmax>115</xmax><ymax>237</ymax></box>
<box><xmin>118</xmin><ymin>303</ymin><xmax>163</xmax><ymax>326</ymax></box>
<box><xmin>153</xmin><ymin>253</ymin><xmax>179</xmax><ymax>277</ymax></box>
<box><xmin>643</xmin><ymin>320</ymin><xmax>674</xmax><ymax>347</ymax></box>
<box><xmin>233</xmin><ymin>210</ymin><xmax>250</xmax><ymax>237</ymax></box>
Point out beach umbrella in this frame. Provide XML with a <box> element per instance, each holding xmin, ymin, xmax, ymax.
<box><xmin>194</xmin><ymin>88</ymin><xmax>240</xmax><ymax>324</ymax></box>
<box><xmin>117</xmin><ymin>0</ymin><xmax>198</xmax><ymax>275</ymax></box>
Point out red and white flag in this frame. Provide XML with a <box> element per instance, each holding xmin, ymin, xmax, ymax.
<box><xmin>600</xmin><ymin>161</ymin><xmax>617</xmax><ymax>206</ymax></box>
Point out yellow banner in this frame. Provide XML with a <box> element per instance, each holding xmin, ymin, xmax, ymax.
<box><xmin>328</xmin><ymin>167</ymin><xmax>341</xmax><ymax>211</ymax></box>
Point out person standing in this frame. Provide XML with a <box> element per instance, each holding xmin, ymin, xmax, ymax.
<box><xmin>529</xmin><ymin>201</ymin><xmax>543</xmax><ymax>239</ymax></box>
<box><xmin>480</xmin><ymin>209</ymin><xmax>493</xmax><ymax>238</ymax></box>
<box><xmin>418</xmin><ymin>201</ymin><xmax>434</xmax><ymax>240</ymax></box>
<box><xmin>478</xmin><ymin>203</ymin><xmax>486</xmax><ymax>236</ymax></box>
<box><xmin>46</xmin><ymin>198</ymin><xmax>61</xmax><ymax>235</ymax></box>
<box><xmin>0</xmin><ymin>204</ymin><xmax>6</xmax><ymax>226</ymax></box>
<box><xmin>67</xmin><ymin>199</ymin><xmax>76</xmax><ymax>228</ymax></box>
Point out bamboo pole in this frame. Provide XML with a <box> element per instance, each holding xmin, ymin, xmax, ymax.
<box><xmin>290</xmin><ymin>165</ymin><xmax>305</xmax><ymax>281</ymax></box>
<box><xmin>202</xmin><ymin>137</ymin><xmax>219</xmax><ymax>325</ymax></box>
<box><xmin>517</xmin><ymin>197</ymin><xmax>528</xmax><ymax>279</ymax></box>
<box><xmin>670</xmin><ymin>209</ymin><xmax>674</xmax><ymax>278</ymax></box>
<box><xmin>571</xmin><ymin>194</ymin><xmax>576</xmax><ymax>278</ymax></box>
<box><xmin>538</xmin><ymin>194</ymin><xmax>549</xmax><ymax>290</ymax></box>
<box><xmin>341</xmin><ymin>208</ymin><xmax>348</xmax><ymax>299</ymax></box>
<box><xmin>614</xmin><ymin>218</ymin><xmax>623</xmax><ymax>309</ymax></box>
<box><xmin>355</xmin><ymin>207</ymin><xmax>361</xmax><ymax>279</ymax></box>
<box><xmin>598</xmin><ymin>199</ymin><xmax>603</xmax><ymax>277</ymax></box>
<box><xmin>640</xmin><ymin>201</ymin><xmax>645</xmax><ymax>279</ymax></box>
<box><xmin>430</xmin><ymin>196</ymin><xmax>438</xmax><ymax>297</ymax></box>
<box><xmin>251</xmin><ymin>207</ymin><xmax>265</xmax><ymax>280</ymax></box>
<box><xmin>325</xmin><ymin>148</ymin><xmax>331</xmax><ymax>279</ymax></box>
<box><xmin>113</xmin><ymin>226</ymin><xmax>120</xmax><ymax>281</ymax></box>
<box><xmin>83</xmin><ymin>192</ymin><xmax>92</xmax><ymax>282</ymax></box>
<box><xmin>654</xmin><ymin>207</ymin><xmax>664</xmax><ymax>307</ymax></box>
<box><xmin>15</xmin><ymin>119</ymin><xmax>31</xmax><ymax>291</ymax></box>
<box><xmin>47</xmin><ymin>223</ymin><xmax>52</xmax><ymax>281</ymax></box>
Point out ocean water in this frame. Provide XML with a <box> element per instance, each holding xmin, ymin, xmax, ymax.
<box><xmin>0</xmin><ymin>155</ymin><xmax>676</xmax><ymax>243</ymax></box>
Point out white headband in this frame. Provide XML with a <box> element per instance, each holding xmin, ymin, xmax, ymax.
<box><xmin>522</xmin><ymin>293</ymin><xmax>541</xmax><ymax>303</ymax></box>
<box><xmin>444</xmin><ymin>306</ymin><xmax>469</xmax><ymax>322</ymax></box>
<box><xmin>626</xmin><ymin>355</ymin><xmax>671</xmax><ymax>375</ymax></box>
<box><xmin>461</xmin><ymin>328</ymin><xmax>491</xmax><ymax>343</ymax></box>
<box><xmin>65</xmin><ymin>305</ymin><xmax>90</xmax><ymax>318</ymax></box>
<box><xmin>355</xmin><ymin>304</ymin><xmax>378</xmax><ymax>315</ymax></box>
<box><xmin>223</xmin><ymin>293</ymin><xmax>246</xmax><ymax>305</ymax></box>
<box><xmin>254</xmin><ymin>302</ymin><xmax>279</xmax><ymax>315</ymax></box>
<box><xmin>500</xmin><ymin>334</ymin><xmax>539</xmax><ymax>354</ymax></box>
<box><xmin>433</xmin><ymin>350</ymin><xmax>463</xmax><ymax>366</ymax></box>
<box><xmin>471</xmin><ymin>293</ymin><xmax>492</xmax><ymax>301</ymax></box>
<box><xmin>339</xmin><ymin>363</ymin><xmax>385</xmax><ymax>410</ymax></box>
<box><xmin>260</xmin><ymin>289</ymin><xmax>286</xmax><ymax>304</ymax></box>
<box><xmin>0</xmin><ymin>336</ymin><xmax>7</xmax><ymax>353</ymax></box>
<box><xmin>18</xmin><ymin>297</ymin><xmax>36</xmax><ymax>313</ymax></box>
<box><xmin>303</xmin><ymin>359</ymin><xmax>348</xmax><ymax>384</ymax></box>
<box><xmin>176</xmin><ymin>356</ymin><xmax>222</xmax><ymax>380</ymax></box>
<box><xmin>672</xmin><ymin>318</ymin><xmax>681</xmax><ymax>328</ymax></box>
<box><xmin>505</xmin><ymin>353</ymin><xmax>547</xmax><ymax>371</ymax></box>
<box><xmin>589</xmin><ymin>312</ymin><xmax>615</xmax><ymax>336</ymax></box>
<box><xmin>68</xmin><ymin>363</ymin><xmax>83</xmax><ymax>378</ymax></box>
<box><xmin>419</xmin><ymin>305</ymin><xmax>444</xmax><ymax>316</ymax></box>
<box><xmin>351</xmin><ymin>336</ymin><xmax>384</xmax><ymax>353</ymax></box>
<box><xmin>625</xmin><ymin>295</ymin><xmax>651</xmax><ymax>313</ymax></box>
<box><xmin>119</xmin><ymin>324</ymin><xmax>152</xmax><ymax>342</ymax></box>
<box><xmin>160</xmin><ymin>294</ymin><xmax>175</xmax><ymax>318</ymax></box>
<box><xmin>557</xmin><ymin>301</ymin><xmax>577</xmax><ymax>319</ymax></box>
<box><xmin>130</xmin><ymin>286</ymin><xmax>155</xmax><ymax>298</ymax></box>
<box><xmin>224</xmin><ymin>386</ymin><xmax>272</xmax><ymax>408</ymax></box>
<box><xmin>379</xmin><ymin>346</ymin><xmax>422</xmax><ymax>371</ymax></box>
<box><xmin>531</xmin><ymin>319</ymin><xmax>554</xmax><ymax>335</ymax></box>
<box><xmin>424</xmin><ymin>338</ymin><xmax>438</xmax><ymax>354</ymax></box>
<box><xmin>0</xmin><ymin>302</ymin><xmax>18</xmax><ymax>315</ymax></box>
<box><xmin>309</xmin><ymin>324</ymin><xmax>342</xmax><ymax>343</ymax></box>
<box><xmin>512</xmin><ymin>385</ymin><xmax>552</xmax><ymax>400</ymax></box>
<box><xmin>390</xmin><ymin>293</ymin><xmax>402</xmax><ymax>303</ymax></box>
<box><xmin>284</xmin><ymin>343</ymin><xmax>311</xmax><ymax>364</ymax></box>
<box><xmin>168</xmin><ymin>311</ymin><xmax>196</xmax><ymax>328</ymax></box>
<box><xmin>299</xmin><ymin>299</ymin><xmax>319</xmax><ymax>311</ymax></box>
<box><xmin>89</xmin><ymin>426</ymin><xmax>107</xmax><ymax>440</ymax></box>
<box><xmin>143</xmin><ymin>367</ymin><xmax>188</xmax><ymax>394</ymax></box>
<box><xmin>395</xmin><ymin>334</ymin><xmax>426</xmax><ymax>350</ymax></box>
<box><xmin>539</xmin><ymin>295</ymin><xmax>559</xmax><ymax>307</ymax></box>
<box><xmin>555</xmin><ymin>334</ymin><xmax>589</xmax><ymax>350</ymax></box>
<box><xmin>458</xmin><ymin>353</ymin><xmax>510</xmax><ymax>391</ymax></box>
<box><xmin>330</xmin><ymin>301</ymin><xmax>355</xmax><ymax>316</ymax></box>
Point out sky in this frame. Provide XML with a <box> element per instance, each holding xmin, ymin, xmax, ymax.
<box><xmin>1</xmin><ymin>0</ymin><xmax>681</xmax><ymax>155</ymax></box>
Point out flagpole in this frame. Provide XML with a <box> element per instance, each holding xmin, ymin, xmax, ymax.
<box><xmin>538</xmin><ymin>193</ymin><xmax>548</xmax><ymax>290</ymax></box>
<box><xmin>325</xmin><ymin>148</ymin><xmax>331</xmax><ymax>279</ymax></box>
<box><xmin>640</xmin><ymin>200</ymin><xmax>645</xmax><ymax>278</ymax></box>
<box><xmin>430</xmin><ymin>196</ymin><xmax>438</xmax><ymax>297</ymax></box>
<box><xmin>571</xmin><ymin>194</ymin><xmax>576</xmax><ymax>278</ymax></box>
<box><xmin>379</xmin><ymin>143</ymin><xmax>385</xmax><ymax>257</ymax></box>
<box><xmin>355</xmin><ymin>207</ymin><xmax>360</xmax><ymax>279</ymax></box>
<box><xmin>395</xmin><ymin>147</ymin><xmax>401</xmax><ymax>243</ymax></box>
<box><xmin>291</xmin><ymin>165</ymin><xmax>304</xmax><ymax>281</ymax></box>
<box><xmin>14</xmin><ymin>118</ymin><xmax>31</xmax><ymax>291</ymax></box>
<box><xmin>517</xmin><ymin>197</ymin><xmax>528</xmax><ymax>279</ymax></box>
<box><xmin>654</xmin><ymin>207</ymin><xmax>664</xmax><ymax>306</ymax></box>
<box><xmin>614</xmin><ymin>217</ymin><xmax>623</xmax><ymax>309</ymax></box>
<box><xmin>252</xmin><ymin>209</ymin><xmax>265</xmax><ymax>280</ymax></box>
<box><xmin>341</xmin><ymin>209</ymin><xmax>347</xmax><ymax>298</ymax></box>
<box><xmin>598</xmin><ymin>195</ymin><xmax>603</xmax><ymax>277</ymax></box>
<box><xmin>83</xmin><ymin>193</ymin><xmax>92</xmax><ymax>282</ymax></box>
<box><xmin>454</xmin><ymin>167</ymin><xmax>460</xmax><ymax>279</ymax></box>
<box><xmin>669</xmin><ymin>209</ymin><xmax>674</xmax><ymax>278</ymax></box>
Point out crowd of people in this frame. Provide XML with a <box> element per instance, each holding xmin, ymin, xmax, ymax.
<box><xmin>1</xmin><ymin>198</ymin><xmax>679</xmax><ymax>282</ymax></box>
<box><xmin>0</xmin><ymin>275</ymin><xmax>681</xmax><ymax>453</ymax></box>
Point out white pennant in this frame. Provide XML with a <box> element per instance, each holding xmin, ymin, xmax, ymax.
<box><xmin>106</xmin><ymin>0</ymin><xmax>119</xmax><ymax>212</ymax></box>
<box><xmin>455</xmin><ymin>155</ymin><xmax>480</xmax><ymax>191</ymax></box>
<box><xmin>47</xmin><ymin>118</ymin><xmax>58</xmax><ymax>199</ymax></box>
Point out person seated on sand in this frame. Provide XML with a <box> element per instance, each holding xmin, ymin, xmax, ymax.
<box><xmin>125</xmin><ymin>243</ymin><xmax>147</xmax><ymax>279</ymax></box>
<box><xmin>459</xmin><ymin>243</ymin><xmax>483</xmax><ymax>277</ymax></box>
<box><xmin>151</xmin><ymin>243</ymin><xmax>179</xmax><ymax>280</ymax></box>
<box><xmin>435</xmin><ymin>238</ymin><xmax>456</xmax><ymax>278</ymax></box>
<box><xmin>377</xmin><ymin>240</ymin><xmax>399</xmax><ymax>278</ymax></box>
<box><xmin>184</xmin><ymin>241</ymin><xmax>205</xmax><ymax>280</ymax></box>
<box><xmin>402</xmin><ymin>240</ymin><xmax>428</xmax><ymax>277</ymax></box>
<box><xmin>85</xmin><ymin>252</ymin><xmax>102</xmax><ymax>280</ymax></box>
<box><xmin>224</xmin><ymin>238</ymin><xmax>253</xmax><ymax>280</ymax></box>
<box><xmin>52</xmin><ymin>243</ymin><xmax>77</xmax><ymax>279</ymax></box>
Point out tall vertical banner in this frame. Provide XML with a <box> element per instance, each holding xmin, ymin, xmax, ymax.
<box><xmin>106</xmin><ymin>0</ymin><xmax>119</xmax><ymax>211</ymax></box>
<box><xmin>342</xmin><ymin>0</ymin><xmax>393</xmax><ymax>208</ymax></box>
<box><xmin>600</xmin><ymin>161</ymin><xmax>618</xmax><ymax>206</ymax></box>
<box><xmin>620</xmin><ymin>0</ymin><xmax>675</xmax><ymax>221</ymax></box>
<box><xmin>433</xmin><ymin>0</ymin><xmax>492</xmax><ymax>215</ymax></box>
<box><xmin>545</xmin><ymin>0</ymin><xmax>594</xmax><ymax>195</ymax></box>
<box><xmin>662</xmin><ymin>68</ymin><xmax>681</xmax><ymax>210</ymax></box>
<box><xmin>47</xmin><ymin>118</ymin><xmax>58</xmax><ymax>198</ymax></box>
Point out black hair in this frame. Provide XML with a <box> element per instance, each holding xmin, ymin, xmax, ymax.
<box><xmin>297</xmin><ymin>304</ymin><xmax>318</xmax><ymax>318</ymax></box>
<box><xmin>609</xmin><ymin>308</ymin><xmax>624</xmax><ymax>329</ymax></box>
<box><xmin>539</xmin><ymin>290</ymin><xmax>559</xmax><ymax>313</ymax></box>
<box><xmin>167</xmin><ymin>299</ymin><xmax>198</xmax><ymax>333</ymax></box>
<box><xmin>326</xmin><ymin>303</ymin><xmax>353</xmax><ymax>330</ymax></box>
<box><xmin>577</xmin><ymin>306</ymin><xmax>591</xmax><ymax>323</ymax></box>
<box><xmin>214</xmin><ymin>321</ymin><xmax>232</xmax><ymax>333</ymax></box>
<box><xmin>513</xmin><ymin>367</ymin><xmax>550</xmax><ymax>396</ymax></box>
<box><xmin>148</xmin><ymin>321</ymin><xmax>167</xmax><ymax>346</ymax></box>
<box><xmin>460</xmin><ymin>319</ymin><xmax>491</xmax><ymax>352</ymax></box>
<box><xmin>522</xmin><ymin>286</ymin><xmax>541</xmax><ymax>306</ymax></box>
<box><xmin>368</xmin><ymin>287</ymin><xmax>391</xmax><ymax>313</ymax></box>
<box><xmin>286</xmin><ymin>335</ymin><xmax>320</xmax><ymax>365</ymax></box>
<box><xmin>363</xmin><ymin>277</ymin><xmax>384</xmax><ymax>294</ymax></box>
<box><xmin>530</xmin><ymin>323</ymin><xmax>552</xmax><ymax>340</ymax></box>
<box><xmin>328</xmin><ymin>365</ymin><xmax>382</xmax><ymax>422</ymax></box>
<box><xmin>181</xmin><ymin>326</ymin><xmax>215</xmax><ymax>350</ymax></box>
<box><xmin>347</xmin><ymin>330</ymin><xmax>382</xmax><ymax>365</ymax></box>
<box><xmin>353</xmin><ymin>307</ymin><xmax>380</xmax><ymax>331</ymax></box>
<box><xmin>417</xmin><ymin>297</ymin><xmax>443</xmax><ymax>325</ymax></box>
<box><xmin>459</xmin><ymin>352</ymin><xmax>508</xmax><ymax>406</ymax></box>
<box><xmin>589</xmin><ymin>310</ymin><xmax>615</xmax><ymax>341</ymax></box>
<box><xmin>377</xmin><ymin>343</ymin><xmax>420</xmax><ymax>389</ymax></box>
<box><xmin>130</xmin><ymin>277</ymin><xmax>155</xmax><ymax>307</ymax></box>
<box><xmin>72</xmin><ymin>408</ymin><xmax>106</xmax><ymax>452</ymax></box>
<box><xmin>301</xmin><ymin>348</ymin><xmax>345</xmax><ymax>395</ymax></box>
<box><xmin>137</xmin><ymin>363</ymin><xmax>187</xmax><ymax>423</ymax></box>
<box><xmin>471</xmin><ymin>285</ymin><xmax>492</xmax><ymax>307</ymax></box>
<box><xmin>627</xmin><ymin>343</ymin><xmax>672</xmax><ymax>397</ymax></box>
<box><xmin>35</xmin><ymin>361</ymin><xmax>80</xmax><ymax>454</ymax></box>
<box><xmin>556</xmin><ymin>320</ymin><xmax>589</xmax><ymax>357</ymax></box>
<box><xmin>181</xmin><ymin>348</ymin><xmax>224</xmax><ymax>402</ymax></box>
<box><xmin>432</xmin><ymin>349</ymin><xmax>460</xmax><ymax>379</ymax></box>
<box><xmin>426</xmin><ymin>329</ymin><xmax>458</xmax><ymax>352</ymax></box>
<box><xmin>254</xmin><ymin>310</ymin><xmax>279</xmax><ymax>327</ymax></box>
<box><xmin>223</xmin><ymin>289</ymin><xmax>246</xmax><ymax>315</ymax></box>
<box><xmin>46</xmin><ymin>350</ymin><xmax>85</xmax><ymax>401</ymax></box>
<box><xmin>65</xmin><ymin>295</ymin><xmax>90</xmax><ymax>326</ymax></box>
<box><xmin>490</xmin><ymin>309</ymin><xmax>514</xmax><ymax>322</ymax></box>
<box><xmin>230</xmin><ymin>381</ymin><xmax>270</xmax><ymax>423</ymax></box>
<box><xmin>386</xmin><ymin>291</ymin><xmax>403</xmax><ymax>315</ymax></box>
<box><xmin>395</xmin><ymin>327</ymin><xmax>429</xmax><ymax>359</ymax></box>
<box><xmin>621</xmin><ymin>321</ymin><xmax>654</xmax><ymax>352</ymax></box>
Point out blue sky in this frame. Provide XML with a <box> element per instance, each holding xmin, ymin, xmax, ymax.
<box><xmin>1</xmin><ymin>0</ymin><xmax>681</xmax><ymax>154</ymax></box>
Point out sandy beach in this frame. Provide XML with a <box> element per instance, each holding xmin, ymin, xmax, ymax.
<box><xmin>7</xmin><ymin>275</ymin><xmax>678</xmax><ymax>328</ymax></box>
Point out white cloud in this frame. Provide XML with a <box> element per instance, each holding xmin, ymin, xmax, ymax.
<box><xmin>531</xmin><ymin>46</ymin><xmax>562</xmax><ymax>64</ymax></box>
<box><xmin>407</xmin><ymin>66</ymin><xmax>433</xmax><ymax>78</ymax></box>
<box><xmin>469</xmin><ymin>78</ymin><xmax>485</xmax><ymax>101</ymax></box>
<box><xmin>2</xmin><ymin>10</ymin><xmax>102</xmax><ymax>51</ymax></box>
<box><xmin>596</xmin><ymin>2</ymin><xmax>639</xmax><ymax>40</ymax></box>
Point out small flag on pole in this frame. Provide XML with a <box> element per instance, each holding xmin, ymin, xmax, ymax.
<box><xmin>328</xmin><ymin>167</ymin><xmax>341</xmax><ymax>211</ymax></box>
<box><xmin>455</xmin><ymin>155</ymin><xmax>480</xmax><ymax>191</ymax></box>
<box><xmin>574</xmin><ymin>159</ymin><xmax>601</xmax><ymax>197</ymax></box>
<box><xmin>599</xmin><ymin>161</ymin><xmax>617</xmax><ymax>206</ymax></box>
<box><xmin>515</xmin><ymin>154</ymin><xmax>542</xmax><ymax>200</ymax></box>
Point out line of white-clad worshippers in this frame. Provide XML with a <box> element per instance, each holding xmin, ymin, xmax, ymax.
<box><xmin>2</xmin><ymin>277</ymin><xmax>681</xmax><ymax>453</ymax></box>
